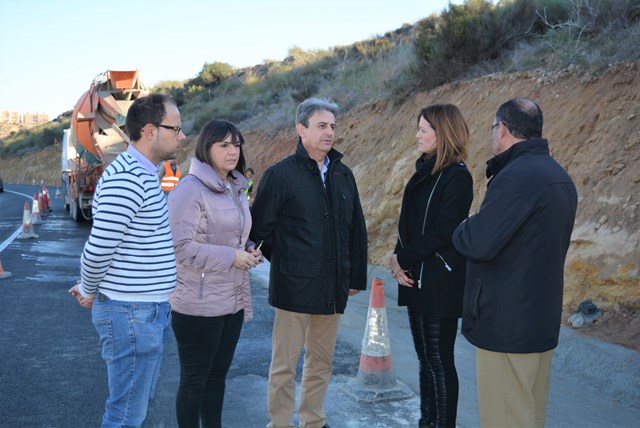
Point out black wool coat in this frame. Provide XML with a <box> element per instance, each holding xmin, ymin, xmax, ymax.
<box><xmin>250</xmin><ymin>142</ymin><xmax>368</xmax><ymax>315</ymax></box>
<box><xmin>453</xmin><ymin>139</ymin><xmax>578</xmax><ymax>353</ymax></box>
<box><xmin>395</xmin><ymin>156</ymin><xmax>473</xmax><ymax>318</ymax></box>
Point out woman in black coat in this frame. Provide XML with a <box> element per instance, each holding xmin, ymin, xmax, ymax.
<box><xmin>390</xmin><ymin>104</ymin><xmax>473</xmax><ymax>428</ymax></box>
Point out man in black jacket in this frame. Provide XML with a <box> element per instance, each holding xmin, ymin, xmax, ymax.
<box><xmin>452</xmin><ymin>98</ymin><xmax>577</xmax><ymax>427</ymax></box>
<box><xmin>251</xmin><ymin>98</ymin><xmax>368</xmax><ymax>428</ymax></box>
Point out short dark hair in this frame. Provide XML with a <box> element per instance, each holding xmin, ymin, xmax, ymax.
<box><xmin>295</xmin><ymin>98</ymin><xmax>338</xmax><ymax>127</ymax></box>
<box><xmin>495</xmin><ymin>98</ymin><xmax>543</xmax><ymax>140</ymax></box>
<box><xmin>125</xmin><ymin>94</ymin><xmax>175</xmax><ymax>142</ymax></box>
<box><xmin>195</xmin><ymin>119</ymin><xmax>246</xmax><ymax>175</ymax></box>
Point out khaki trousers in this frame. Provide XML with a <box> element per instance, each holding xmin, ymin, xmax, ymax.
<box><xmin>267</xmin><ymin>308</ymin><xmax>341</xmax><ymax>428</ymax></box>
<box><xmin>476</xmin><ymin>348</ymin><xmax>554</xmax><ymax>428</ymax></box>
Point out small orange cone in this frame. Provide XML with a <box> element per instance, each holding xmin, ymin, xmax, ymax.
<box><xmin>31</xmin><ymin>193</ymin><xmax>44</xmax><ymax>224</ymax></box>
<box><xmin>0</xmin><ymin>257</ymin><xmax>12</xmax><ymax>279</ymax></box>
<box><xmin>342</xmin><ymin>278</ymin><xmax>413</xmax><ymax>403</ymax></box>
<box><xmin>18</xmin><ymin>201</ymin><xmax>39</xmax><ymax>239</ymax></box>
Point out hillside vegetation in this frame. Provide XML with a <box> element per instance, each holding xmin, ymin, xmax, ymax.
<box><xmin>1</xmin><ymin>0</ymin><xmax>639</xmax><ymax>349</ymax></box>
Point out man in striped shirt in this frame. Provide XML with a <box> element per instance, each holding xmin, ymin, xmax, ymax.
<box><xmin>69</xmin><ymin>94</ymin><xmax>185</xmax><ymax>427</ymax></box>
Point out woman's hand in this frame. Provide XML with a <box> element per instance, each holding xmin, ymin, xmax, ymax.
<box><xmin>234</xmin><ymin>249</ymin><xmax>261</xmax><ymax>270</ymax></box>
<box><xmin>249</xmin><ymin>241</ymin><xmax>264</xmax><ymax>264</ymax></box>
<box><xmin>390</xmin><ymin>254</ymin><xmax>415</xmax><ymax>288</ymax></box>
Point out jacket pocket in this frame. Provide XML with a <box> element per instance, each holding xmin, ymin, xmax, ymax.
<box><xmin>199</xmin><ymin>272</ymin><xmax>205</xmax><ymax>299</ymax></box>
<box><xmin>280</xmin><ymin>260</ymin><xmax>320</xmax><ymax>277</ymax></box>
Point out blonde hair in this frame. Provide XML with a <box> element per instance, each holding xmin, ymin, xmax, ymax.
<box><xmin>418</xmin><ymin>104</ymin><xmax>469</xmax><ymax>174</ymax></box>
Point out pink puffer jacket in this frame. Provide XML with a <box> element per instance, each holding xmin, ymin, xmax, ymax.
<box><xmin>168</xmin><ymin>157</ymin><xmax>253</xmax><ymax>322</ymax></box>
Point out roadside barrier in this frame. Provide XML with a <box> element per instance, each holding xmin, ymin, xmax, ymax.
<box><xmin>17</xmin><ymin>201</ymin><xmax>39</xmax><ymax>239</ymax></box>
<box><xmin>341</xmin><ymin>278</ymin><xmax>413</xmax><ymax>403</ymax></box>
<box><xmin>0</xmin><ymin>257</ymin><xmax>12</xmax><ymax>279</ymax></box>
<box><xmin>31</xmin><ymin>193</ymin><xmax>44</xmax><ymax>224</ymax></box>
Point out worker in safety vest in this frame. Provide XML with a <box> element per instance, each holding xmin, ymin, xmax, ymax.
<box><xmin>245</xmin><ymin>167</ymin><xmax>254</xmax><ymax>204</ymax></box>
<box><xmin>159</xmin><ymin>159</ymin><xmax>182</xmax><ymax>195</ymax></box>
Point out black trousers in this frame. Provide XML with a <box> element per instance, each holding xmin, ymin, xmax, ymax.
<box><xmin>407</xmin><ymin>311</ymin><xmax>459</xmax><ymax>428</ymax></box>
<box><xmin>172</xmin><ymin>310</ymin><xmax>244</xmax><ymax>428</ymax></box>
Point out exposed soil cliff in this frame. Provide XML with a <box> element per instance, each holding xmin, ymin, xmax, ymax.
<box><xmin>241</xmin><ymin>63</ymin><xmax>640</xmax><ymax>350</ymax></box>
<box><xmin>2</xmin><ymin>63</ymin><xmax>638</xmax><ymax>349</ymax></box>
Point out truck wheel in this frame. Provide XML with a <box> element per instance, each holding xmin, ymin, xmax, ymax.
<box><xmin>71</xmin><ymin>200</ymin><xmax>82</xmax><ymax>222</ymax></box>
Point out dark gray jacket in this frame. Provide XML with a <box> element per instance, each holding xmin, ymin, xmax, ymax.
<box><xmin>453</xmin><ymin>139</ymin><xmax>577</xmax><ymax>353</ymax></box>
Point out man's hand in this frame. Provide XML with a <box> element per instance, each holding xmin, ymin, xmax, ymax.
<box><xmin>68</xmin><ymin>281</ymin><xmax>96</xmax><ymax>309</ymax></box>
<box><xmin>349</xmin><ymin>289</ymin><xmax>361</xmax><ymax>296</ymax></box>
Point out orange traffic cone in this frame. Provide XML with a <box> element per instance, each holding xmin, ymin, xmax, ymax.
<box><xmin>341</xmin><ymin>278</ymin><xmax>413</xmax><ymax>403</ymax></box>
<box><xmin>41</xmin><ymin>185</ymin><xmax>51</xmax><ymax>212</ymax></box>
<box><xmin>0</xmin><ymin>257</ymin><xmax>12</xmax><ymax>279</ymax></box>
<box><xmin>31</xmin><ymin>193</ymin><xmax>43</xmax><ymax>224</ymax></box>
<box><xmin>17</xmin><ymin>201</ymin><xmax>39</xmax><ymax>239</ymax></box>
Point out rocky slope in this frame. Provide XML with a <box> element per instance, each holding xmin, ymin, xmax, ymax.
<box><xmin>2</xmin><ymin>63</ymin><xmax>638</xmax><ymax>349</ymax></box>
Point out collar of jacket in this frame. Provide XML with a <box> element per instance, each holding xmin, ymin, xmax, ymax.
<box><xmin>485</xmin><ymin>138</ymin><xmax>549</xmax><ymax>179</ymax></box>
<box><xmin>187</xmin><ymin>157</ymin><xmax>248</xmax><ymax>193</ymax></box>
<box><xmin>295</xmin><ymin>140</ymin><xmax>343</xmax><ymax>170</ymax></box>
<box><xmin>415</xmin><ymin>154</ymin><xmax>436</xmax><ymax>176</ymax></box>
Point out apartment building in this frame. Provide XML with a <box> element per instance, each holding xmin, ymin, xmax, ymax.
<box><xmin>0</xmin><ymin>110</ymin><xmax>49</xmax><ymax>128</ymax></box>
<box><xmin>0</xmin><ymin>110</ymin><xmax>20</xmax><ymax>124</ymax></box>
<box><xmin>22</xmin><ymin>112</ymin><xmax>50</xmax><ymax>127</ymax></box>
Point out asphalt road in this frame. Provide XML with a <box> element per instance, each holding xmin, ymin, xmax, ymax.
<box><xmin>1</xmin><ymin>183</ymin><xmax>639</xmax><ymax>427</ymax></box>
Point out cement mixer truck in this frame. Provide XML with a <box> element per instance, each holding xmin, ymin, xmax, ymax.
<box><xmin>61</xmin><ymin>70</ymin><xmax>149</xmax><ymax>221</ymax></box>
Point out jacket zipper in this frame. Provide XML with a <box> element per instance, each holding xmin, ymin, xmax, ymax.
<box><xmin>199</xmin><ymin>272</ymin><xmax>204</xmax><ymax>299</ymax></box>
<box><xmin>228</xmin><ymin>182</ymin><xmax>245</xmax><ymax>248</ymax></box>
<box><xmin>436</xmin><ymin>252</ymin><xmax>453</xmax><ymax>272</ymax></box>
<box><xmin>416</xmin><ymin>171</ymin><xmax>443</xmax><ymax>288</ymax></box>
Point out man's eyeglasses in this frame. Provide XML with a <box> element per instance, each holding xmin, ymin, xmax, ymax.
<box><xmin>155</xmin><ymin>123</ymin><xmax>182</xmax><ymax>136</ymax></box>
<box><xmin>490</xmin><ymin>122</ymin><xmax>502</xmax><ymax>131</ymax></box>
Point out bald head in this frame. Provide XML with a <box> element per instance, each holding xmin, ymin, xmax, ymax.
<box><xmin>495</xmin><ymin>98</ymin><xmax>543</xmax><ymax>141</ymax></box>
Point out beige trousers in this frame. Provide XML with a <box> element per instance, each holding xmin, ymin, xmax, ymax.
<box><xmin>476</xmin><ymin>348</ymin><xmax>554</xmax><ymax>428</ymax></box>
<box><xmin>266</xmin><ymin>308</ymin><xmax>341</xmax><ymax>428</ymax></box>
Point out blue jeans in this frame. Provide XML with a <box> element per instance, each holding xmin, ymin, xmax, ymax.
<box><xmin>92</xmin><ymin>294</ymin><xmax>172</xmax><ymax>428</ymax></box>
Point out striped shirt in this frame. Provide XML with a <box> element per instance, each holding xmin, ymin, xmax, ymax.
<box><xmin>79</xmin><ymin>150</ymin><xmax>177</xmax><ymax>302</ymax></box>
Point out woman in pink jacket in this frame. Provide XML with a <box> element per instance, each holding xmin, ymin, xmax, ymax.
<box><xmin>168</xmin><ymin>119</ymin><xmax>262</xmax><ymax>428</ymax></box>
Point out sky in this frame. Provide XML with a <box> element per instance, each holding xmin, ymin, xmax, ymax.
<box><xmin>0</xmin><ymin>0</ymin><xmax>461</xmax><ymax>119</ymax></box>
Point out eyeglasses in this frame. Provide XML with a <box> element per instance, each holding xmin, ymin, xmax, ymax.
<box><xmin>155</xmin><ymin>123</ymin><xmax>182</xmax><ymax>136</ymax></box>
<box><xmin>490</xmin><ymin>122</ymin><xmax>502</xmax><ymax>131</ymax></box>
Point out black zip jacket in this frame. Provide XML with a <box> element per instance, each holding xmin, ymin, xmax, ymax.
<box><xmin>250</xmin><ymin>142</ymin><xmax>368</xmax><ymax>314</ymax></box>
<box><xmin>453</xmin><ymin>139</ymin><xmax>578</xmax><ymax>353</ymax></box>
<box><xmin>395</xmin><ymin>156</ymin><xmax>473</xmax><ymax>318</ymax></box>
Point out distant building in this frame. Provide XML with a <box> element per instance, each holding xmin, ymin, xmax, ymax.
<box><xmin>0</xmin><ymin>110</ymin><xmax>50</xmax><ymax>128</ymax></box>
<box><xmin>22</xmin><ymin>112</ymin><xmax>50</xmax><ymax>128</ymax></box>
<box><xmin>0</xmin><ymin>110</ymin><xmax>20</xmax><ymax>124</ymax></box>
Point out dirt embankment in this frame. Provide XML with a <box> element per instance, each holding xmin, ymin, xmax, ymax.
<box><xmin>2</xmin><ymin>63</ymin><xmax>638</xmax><ymax>349</ymax></box>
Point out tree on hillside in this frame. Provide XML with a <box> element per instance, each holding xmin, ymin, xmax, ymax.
<box><xmin>194</xmin><ymin>62</ymin><xmax>235</xmax><ymax>87</ymax></box>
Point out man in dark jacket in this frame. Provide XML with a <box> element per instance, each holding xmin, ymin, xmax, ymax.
<box><xmin>251</xmin><ymin>98</ymin><xmax>368</xmax><ymax>428</ymax></box>
<box><xmin>452</xmin><ymin>98</ymin><xmax>577</xmax><ymax>428</ymax></box>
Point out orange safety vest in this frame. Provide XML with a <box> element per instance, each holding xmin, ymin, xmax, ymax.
<box><xmin>161</xmin><ymin>161</ymin><xmax>182</xmax><ymax>191</ymax></box>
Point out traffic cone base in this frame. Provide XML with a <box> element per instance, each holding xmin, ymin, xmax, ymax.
<box><xmin>341</xmin><ymin>278</ymin><xmax>413</xmax><ymax>403</ymax></box>
<box><xmin>0</xmin><ymin>258</ymin><xmax>12</xmax><ymax>279</ymax></box>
